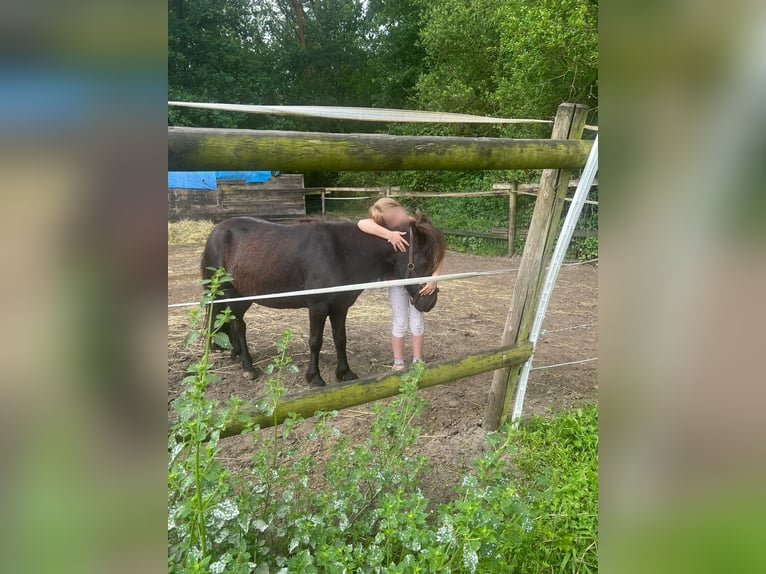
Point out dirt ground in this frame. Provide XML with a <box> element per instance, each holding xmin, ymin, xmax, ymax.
<box><xmin>168</xmin><ymin>244</ymin><xmax>598</xmax><ymax>503</ymax></box>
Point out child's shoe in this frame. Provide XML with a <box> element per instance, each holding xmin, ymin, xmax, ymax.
<box><xmin>392</xmin><ymin>359</ymin><xmax>406</xmax><ymax>372</ymax></box>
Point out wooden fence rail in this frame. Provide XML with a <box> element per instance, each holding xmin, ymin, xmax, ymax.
<box><xmin>168</xmin><ymin>128</ymin><xmax>592</xmax><ymax>172</ymax></box>
<box><xmin>218</xmin><ymin>341</ymin><xmax>533</xmax><ymax>438</ymax></box>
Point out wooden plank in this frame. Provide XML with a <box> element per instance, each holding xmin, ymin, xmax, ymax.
<box><xmin>440</xmin><ymin>227</ymin><xmax>596</xmax><ymax>240</ymax></box>
<box><xmin>440</xmin><ymin>228</ymin><xmax>508</xmax><ymax>240</ymax></box>
<box><xmin>217</xmin><ymin>342</ymin><xmax>534</xmax><ymax>437</ymax></box>
<box><xmin>494</xmin><ymin>182</ymin><xmax>599</xmax><ymax>205</ymax></box>
<box><xmin>515</xmin><ymin>189</ymin><xmax>598</xmax><ymax>206</ymax></box>
<box><xmin>168</xmin><ymin>184</ymin><xmax>306</xmax><ymax>221</ymax></box>
<box><xmin>389</xmin><ymin>191</ymin><xmax>510</xmax><ymax>198</ymax></box>
<box><xmin>483</xmin><ymin>103</ymin><xmax>589</xmax><ymax>431</ymax></box>
<box><xmin>493</xmin><ymin>179</ymin><xmax>598</xmax><ymax>190</ymax></box>
<box><xmin>168</xmin><ymin>128</ymin><xmax>593</xmax><ymax>172</ymax></box>
<box><xmin>324</xmin><ymin>187</ymin><xmax>388</xmax><ymax>194</ymax></box>
<box><xmin>168</xmin><ymin>173</ymin><xmax>306</xmax><ymax>221</ymax></box>
<box><xmin>497</xmin><ymin>228</ymin><xmax>597</xmax><ymax>239</ymax></box>
<box><xmin>508</xmin><ymin>184</ymin><xmax>517</xmax><ymax>257</ymax></box>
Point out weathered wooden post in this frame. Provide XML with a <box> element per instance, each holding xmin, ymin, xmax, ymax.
<box><xmin>483</xmin><ymin>103</ymin><xmax>589</xmax><ymax>430</ymax></box>
<box><xmin>321</xmin><ymin>188</ymin><xmax>326</xmax><ymax>219</ymax></box>
<box><xmin>507</xmin><ymin>182</ymin><xmax>517</xmax><ymax>257</ymax></box>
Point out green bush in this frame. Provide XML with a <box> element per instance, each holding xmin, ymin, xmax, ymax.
<box><xmin>168</xmin><ymin>271</ymin><xmax>598</xmax><ymax>572</ymax></box>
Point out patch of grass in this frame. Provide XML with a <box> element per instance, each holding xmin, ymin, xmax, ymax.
<box><xmin>168</xmin><ymin>219</ymin><xmax>215</xmax><ymax>245</ymax></box>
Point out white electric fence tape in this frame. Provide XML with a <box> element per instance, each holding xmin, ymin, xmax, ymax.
<box><xmin>168</xmin><ymin>101</ymin><xmax>598</xmax><ymax>131</ymax></box>
<box><xmin>168</xmin><ymin>257</ymin><xmax>598</xmax><ymax>310</ymax></box>
<box><xmin>510</xmin><ymin>134</ymin><xmax>599</xmax><ymax>422</ymax></box>
<box><xmin>168</xmin><ymin>268</ymin><xmax>516</xmax><ymax>309</ymax></box>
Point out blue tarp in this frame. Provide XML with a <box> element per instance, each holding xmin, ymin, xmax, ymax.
<box><xmin>215</xmin><ymin>171</ymin><xmax>272</xmax><ymax>183</ymax></box>
<box><xmin>168</xmin><ymin>171</ymin><xmax>272</xmax><ymax>189</ymax></box>
<box><xmin>167</xmin><ymin>172</ymin><xmax>218</xmax><ymax>190</ymax></box>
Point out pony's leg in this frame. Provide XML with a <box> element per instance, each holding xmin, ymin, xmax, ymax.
<box><xmin>329</xmin><ymin>305</ymin><xmax>358</xmax><ymax>381</ymax></box>
<box><xmin>229</xmin><ymin>302</ymin><xmax>256</xmax><ymax>379</ymax></box>
<box><xmin>306</xmin><ymin>304</ymin><xmax>329</xmax><ymax>387</ymax></box>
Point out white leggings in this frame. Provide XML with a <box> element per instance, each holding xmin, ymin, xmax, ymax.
<box><xmin>388</xmin><ymin>286</ymin><xmax>424</xmax><ymax>337</ymax></box>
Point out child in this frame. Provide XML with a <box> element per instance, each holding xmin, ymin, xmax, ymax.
<box><xmin>357</xmin><ymin>198</ymin><xmax>441</xmax><ymax>371</ymax></box>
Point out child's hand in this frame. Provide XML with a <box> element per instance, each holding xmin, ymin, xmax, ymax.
<box><xmin>387</xmin><ymin>231</ymin><xmax>409</xmax><ymax>252</ymax></box>
<box><xmin>419</xmin><ymin>282</ymin><xmax>437</xmax><ymax>295</ymax></box>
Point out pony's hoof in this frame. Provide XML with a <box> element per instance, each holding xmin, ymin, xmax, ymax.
<box><xmin>337</xmin><ymin>371</ymin><xmax>358</xmax><ymax>382</ymax></box>
<box><xmin>243</xmin><ymin>370</ymin><xmax>257</xmax><ymax>380</ymax></box>
<box><xmin>308</xmin><ymin>378</ymin><xmax>327</xmax><ymax>388</ymax></box>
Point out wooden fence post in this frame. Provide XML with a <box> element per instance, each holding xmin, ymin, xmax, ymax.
<box><xmin>483</xmin><ymin>103</ymin><xmax>589</xmax><ymax>430</ymax></box>
<box><xmin>321</xmin><ymin>188</ymin><xmax>326</xmax><ymax>219</ymax></box>
<box><xmin>507</xmin><ymin>182</ymin><xmax>517</xmax><ymax>257</ymax></box>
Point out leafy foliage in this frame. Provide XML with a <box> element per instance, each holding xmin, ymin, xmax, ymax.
<box><xmin>169</xmin><ymin>276</ymin><xmax>598</xmax><ymax>572</ymax></box>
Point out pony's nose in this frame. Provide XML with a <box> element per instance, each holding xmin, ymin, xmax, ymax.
<box><xmin>414</xmin><ymin>293</ymin><xmax>437</xmax><ymax>312</ymax></box>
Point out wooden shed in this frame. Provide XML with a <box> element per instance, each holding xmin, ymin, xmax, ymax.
<box><xmin>168</xmin><ymin>172</ymin><xmax>306</xmax><ymax>222</ymax></box>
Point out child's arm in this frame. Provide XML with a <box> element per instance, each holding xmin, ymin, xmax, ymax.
<box><xmin>357</xmin><ymin>219</ymin><xmax>409</xmax><ymax>252</ymax></box>
<box><xmin>419</xmin><ymin>263</ymin><xmax>442</xmax><ymax>295</ymax></box>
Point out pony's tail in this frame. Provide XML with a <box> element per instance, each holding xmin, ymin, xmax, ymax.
<box><xmin>200</xmin><ymin>225</ymin><xmax>232</xmax><ymax>281</ymax></box>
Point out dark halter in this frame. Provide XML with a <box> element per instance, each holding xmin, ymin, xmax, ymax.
<box><xmin>405</xmin><ymin>225</ymin><xmax>438</xmax><ymax>311</ymax></box>
<box><xmin>405</xmin><ymin>225</ymin><xmax>416</xmax><ymax>279</ymax></box>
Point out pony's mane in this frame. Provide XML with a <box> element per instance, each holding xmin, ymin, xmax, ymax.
<box><xmin>293</xmin><ymin>215</ymin><xmax>353</xmax><ymax>224</ymax></box>
<box><xmin>411</xmin><ymin>213</ymin><xmax>446</xmax><ymax>273</ymax></box>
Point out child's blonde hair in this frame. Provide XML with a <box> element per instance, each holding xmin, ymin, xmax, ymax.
<box><xmin>368</xmin><ymin>197</ymin><xmax>404</xmax><ymax>226</ymax></box>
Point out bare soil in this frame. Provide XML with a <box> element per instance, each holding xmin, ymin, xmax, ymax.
<box><xmin>168</xmin><ymin>244</ymin><xmax>598</xmax><ymax>504</ymax></box>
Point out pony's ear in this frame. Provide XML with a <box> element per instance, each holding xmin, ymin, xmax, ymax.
<box><xmin>414</xmin><ymin>212</ymin><xmax>432</xmax><ymax>226</ymax></box>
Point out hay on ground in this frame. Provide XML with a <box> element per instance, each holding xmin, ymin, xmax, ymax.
<box><xmin>168</xmin><ymin>219</ymin><xmax>215</xmax><ymax>245</ymax></box>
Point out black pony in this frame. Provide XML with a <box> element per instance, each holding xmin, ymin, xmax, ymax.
<box><xmin>201</xmin><ymin>215</ymin><xmax>446</xmax><ymax>386</ymax></box>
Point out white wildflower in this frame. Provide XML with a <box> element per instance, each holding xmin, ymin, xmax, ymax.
<box><xmin>435</xmin><ymin>522</ymin><xmax>455</xmax><ymax>545</ymax></box>
<box><xmin>209</xmin><ymin>552</ymin><xmax>230</xmax><ymax>574</ymax></box>
<box><xmin>288</xmin><ymin>538</ymin><xmax>299</xmax><ymax>553</ymax></box>
<box><xmin>211</xmin><ymin>499</ymin><xmax>239</xmax><ymax>522</ymax></box>
<box><xmin>237</xmin><ymin>513</ymin><xmax>250</xmax><ymax>534</ymax></box>
<box><xmin>460</xmin><ymin>475</ymin><xmax>478</xmax><ymax>489</ymax></box>
<box><xmin>522</xmin><ymin>516</ymin><xmax>534</xmax><ymax>533</ymax></box>
<box><xmin>252</xmin><ymin>518</ymin><xmax>269</xmax><ymax>532</ymax></box>
<box><xmin>338</xmin><ymin>512</ymin><xmax>349</xmax><ymax>532</ymax></box>
<box><xmin>462</xmin><ymin>547</ymin><xmax>479</xmax><ymax>573</ymax></box>
<box><xmin>169</xmin><ymin>443</ymin><xmax>184</xmax><ymax>465</ymax></box>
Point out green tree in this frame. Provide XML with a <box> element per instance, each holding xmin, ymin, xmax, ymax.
<box><xmin>416</xmin><ymin>0</ymin><xmax>505</xmax><ymax>120</ymax></box>
<box><xmin>415</xmin><ymin>0</ymin><xmax>597</xmax><ymax>126</ymax></box>
<box><xmin>168</xmin><ymin>0</ymin><xmax>268</xmax><ymax>127</ymax></box>
<box><xmin>495</xmin><ymin>0</ymin><xmax>598</xmax><ymax>121</ymax></box>
<box><xmin>366</xmin><ymin>0</ymin><xmax>428</xmax><ymax>108</ymax></box>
